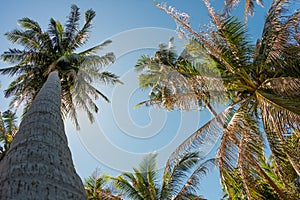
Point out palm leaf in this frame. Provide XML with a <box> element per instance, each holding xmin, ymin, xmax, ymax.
<box><xmin>1</xmin><ymin>49</ymin><xmax>29</xmax><ymax>64</ymax></box>
<box><xmin>113</xmin><ymin>175</ymin><xmax>143</xmax><ymax>200</ymax></box>
<box><xmin>256</xmin><ymin>88</ymin><xmax>300</xmax><ymax>176</ymax></box>
<box><xmin>79</xmin><ymin>40</ymin><xmax>113</xmax><ymax>56</ymax></box>
<box><xmin>217</xmin><ymin>98</ymin><xmax>253</xmax><ymax>171</ymax></box>
<box><xmin>173</xmin><ymin>158</ymin><xmax>215</xmax><ymax>199</ymax></box>
<box><xmin>253</xmin><ymin>0</ymin><xmax>291</xmax><ymax>73</ymax></box>
<box><xmin>168</xmin><ymin>152</ymin><xmax>212</xmax><ymax>197</ymax></box>
<box><xmin>79</xmin><ymin>53</ymin><xmax>116</xmax><ymax>73</ymax></box>
<box><xmin>73</xmin><ymin>8</ymin><xmax>96</xmax><ymax>48</ymax></box>
<box><xmin>48</xmin><ymin>18</ymin><xmax>63</xmax><ymax>53</ymax></box>
<box><xmin>61</xmin><ymin>84</ymin><xmax>80</xmax><ymax>129</ymax></box>
<box><xmin>84</xmin><ymin>169</ymin><xmax>122</xmax><ymax>200</ymax></box>
<box><xmin>223</xmin><ymin>0</ymin><xmax>264</xmax><ymax>23</ymax></box>
<box><xmin>165</xmin><ymin>104</ymin><xmax>237</xmax><ymax>177</ymax></box>
<box><xmin>18</xmin><ymin>17</ymin><xmax>42</xmax><ymax>32</ymax></box>
<box><xmin>63</xmin><ymin>4</ymin><xmax>80</xmax><ymax>50</ymax></box>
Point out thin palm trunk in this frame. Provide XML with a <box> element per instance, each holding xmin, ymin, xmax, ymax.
<box><xmin>0</xmin><ymin>71</ymin><xmax>86</xmax><ymax>199</ymax></box>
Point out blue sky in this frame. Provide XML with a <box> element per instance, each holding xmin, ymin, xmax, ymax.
<box><xmin>0</xmin><ymin>0</ymin><xmax>274</xmax><ymax>199</ymax></box>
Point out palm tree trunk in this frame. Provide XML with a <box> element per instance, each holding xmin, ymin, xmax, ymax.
<box><xmin>0</xmin><ymin>71</ymin><xmax>87</xmax><ymax>199</ymax></box>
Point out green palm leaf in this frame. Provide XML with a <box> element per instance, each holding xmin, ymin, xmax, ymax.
<box><xmin>173</xmin><ymin>158</ymin><xmax>214</xmax><ymax>200</ymax></box>
<box><xmin>63</xmin><ymin>4</ymin><xmax>80</xmax><ymax>49</ymax></box>
<box><xmin>73</xmin><ymin>8</ymin><xmax>96</xmax><ymax>48</ymax></box>
<box><xmin>0</xmin><ymin>110</ymin><xmax>18</xmax><ymax>161</ymax></box>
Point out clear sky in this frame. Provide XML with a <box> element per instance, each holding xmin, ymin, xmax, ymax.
<box><xmin>0</xmin><ymin>0</ymin><xmax>272</xmax><ymax>199</ymax></box>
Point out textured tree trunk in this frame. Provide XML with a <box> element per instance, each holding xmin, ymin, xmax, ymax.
<box><xmin>0</xmin><ymin>71</ymin><xmax>87</xmax><ymax>199</ymax></box>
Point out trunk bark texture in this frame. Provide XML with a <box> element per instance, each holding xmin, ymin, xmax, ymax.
<box><xmin>0</xmin><ymin>71</ymin><xmax>87</xmax><ymax>199</ymax></box>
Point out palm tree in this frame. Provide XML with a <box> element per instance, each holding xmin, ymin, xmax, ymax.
<box><xmin>112</xmin><ymin>152</ymin><xmax>214</xmax><ymax>200</ymax></box>
<box><xmin>0</xmin><ymin>5</ymin><xmax>120</xmax><ymax>128</ymax></box>
<box><xmin>84</xmin><ymin>168</ymin><xmax>122</xmax><ymax>200</ymax></box>
<box><xmin>0</xmin><ymin>110</ymin><xmax>18</xmax><ymax>161</ymax></box>
<box><xmin>136</xmin><ymin>0</ymin><xmax>300</xmax><ymax>199</ymax></box>
<box><xmin>0</xmin><ymin>5</ymin><xmax>120</xmax><ymax>199</ymax></box>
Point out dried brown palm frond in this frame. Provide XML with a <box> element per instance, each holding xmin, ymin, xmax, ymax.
<box><xmin>165</xmin><ymin>104</ymin><xmax>238</xmax><ymax>176</ymax></box>
<box><xmin>223</xmin><ymin>0</ymin><xmax>264</xmax><ymax>23</ymax></box>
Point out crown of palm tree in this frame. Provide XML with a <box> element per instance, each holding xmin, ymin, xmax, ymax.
<box><xmin>0</xmin><ymin>5</ymin><xmax>121</xmax><ymax>128</ymax></box>
<box><xmin>111</xmin><ymin>152</ymin><xmax>214</xmax><ymax>200</ymax></box>
<box><xmin>137</xmin><ymin>0</ymin><xmax>300</xmax><ymax>198</ymax></box>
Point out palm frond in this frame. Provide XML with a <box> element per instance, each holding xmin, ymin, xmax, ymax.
<box><xmin>62</xmin><ymin>4</ymin><xmax>80</xmax><ymax>51</ymax></box>
<box><xmin>84</xmin><ymin>169</ymin><xmax>122</xmax><ymax>200</ymax></box>
<box><xmin>217</xmin><ymin>97</ymin><xmax>263</xmax><ymax>171</ymax></box>
<box><xmin>18</xmin><ymin>17</ymin><xmax>42</xmax><ymax>32</ymax></box>
<box><xmin>132</xmin><ymin>167</ymin><xmax>155</xmax><ymax>199</ymax></box>
<box><xmin>136</xmin><ymin>51</ymin><xmax>228</xmax><ymax>111</ymax></box>
<box><xmin>223</xmin><ymin>0</ymin><xmax>264</xmax><ymax>23</ymax></box>
<box><xmin>79</xmin><ymin>40</ymin><xmax>113</xmax><ymax>56</ymax></box>
<box><xmin>135</xmin><ymin>55</ymin><xmax>153</xmax><ymax>72</ymax></box>
<box><xmin>138</xmin><ymin>153</ymin><xmax>158</xmax><ymax>177</ymax></box>
<box><xmin>65</xmin><ymin>4</ymin><xmax>80</xmax><ymax>37</ymax></box>
<box><xmin>2</xmin><ymin>110</ymin><xmax>17</xmax><ymax>135</ymax></box>
<box><xmin>135</xmin><ymin>153</ymin><xmax>160</xmax><ymax>199</ymax></box>
<box><xmin>174</xmin><ymin>158</ymin><xmax>215</xmax><ymax>199</ymax></box>
<box><xmin>0</xmin><ymin>110</ymin><xmax>18</xmax><ymax>161</ymax></box>
<box><xmin>261</xmin><ymin>77</ymin><xmax>300</xmax><ymax>99</ymax></box>
<box><xmin>165</xmin><ymin>104</ymin><xmax>237</xmax><ymax>177</ymax></box>
<box><xmin>256</xmin><ymin>88</ymin><xmax>300</xmax><ymax>176</ymax></box>
<box><xmin>80</xmin><ymin>53</ymin><xmax>116</xmax><ymax>71</ymax></box>
<box><xmin>73</xmin><ymin>9</ymin><xmax>96</xmax><ymax>48</ymax></box>
<box><xmin>4</xmin><ymin>28</ymin><xmax>41</xmax><ymax>50</ymax></box>
<box><xmin>256</xmin><ymin>89</ymin><xmax>300</xmax><ymax>131</ymax></box>
<box><xmin>168</xmin><ymin>152</ymin><xmax>209</xmax><ymax>196</ymax></box>
<box><xmin>113</xmin><ymin>175</ymin><xmax>143</xmax><ymax>200</ymax></box>
<box><xmin>48</xmin><ymin>18</ymin><xmax>64</xmax><ymax>53</ymax></box>
<box><xmin>73</xmin><ymin>92</ymin><xmax>96</xmax><ymax>123</ymax></box>
<box><xmin>253</xmin><ymin>0</ymin><xmax>292</xmax><ymax>74</ymax></box>
<box><xmin>93</xmin><ymin>71</ymin><xmax>121</xmax><ymax>85</ymax></box>
<box><xmin>61</xmin><ymin>84</ymin><xmax>80</xmax><ymax>129</ymax></box>
<box><xmin>1</xmin><ymin>49</ymin><xmax>25</xmax><ymax>64</ymax></box>
<box><xmin>75</xmin><ymin>73</ymin><xmax>110</xmax><ymax>102</ymax></box>
<box><xmin>216</xmin><ymin>99</ymin><xmax>288</xmax><ymax>199</ymax></box>
<box><xmin>0</xmin><ymin>63</ymin><xmax>31</xmax><ymax>77</ymax></box>
<box><xmin>235</xmin><ymin>114</ymin><xmax>265</xmax><ymax>199</ymax></box>
<box><xmin>3</xmin><ymin>69</ymin><xmax>45</xmax><ymax>112</ymax></box>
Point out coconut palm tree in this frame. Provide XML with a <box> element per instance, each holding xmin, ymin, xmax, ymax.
<box><xmin>84</xmin><ymin>168</ymin><xmax>122</xmax><ymax>200</ymax></box>
<box><xmin>112</xmin><ymin>152</ymin><xmax>214</xmax><ymax>200</ymax></box>
<box><xmin>0</xmin><ymin>5</ymin><xmax>120</xmax><ymax>128</ymax></box>
<box><xmin>137</xmin><ymin>0</ymin><xmax>300</xmax><ymax>199</ymax></box>
<box><xmin>0</xmin><ymin>110</ymin><xmax>18</xmax><ymax>161</ymax></box>
<box><xmin>0</xmin><ymin>5</ymin><xmax>120</xmax><ymax>199</ymax></box>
